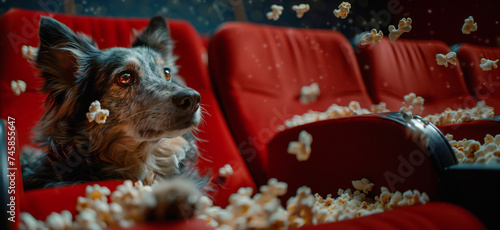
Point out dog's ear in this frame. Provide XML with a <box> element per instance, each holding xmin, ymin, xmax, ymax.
<box><xmin>132</xmin><ymin>16</ymin><xmax>173</xmax><ymax>60</ymax></box>
<box><xmin>36</xmin><ymin>16</ymin><xmax>98</xmax><ymax>96</ymax></box>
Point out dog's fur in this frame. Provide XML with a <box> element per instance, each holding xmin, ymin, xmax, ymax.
<box><xmin>21</xmin><ymin>15</ymin><xmax>208</xmax><ymax>199</ymax></box>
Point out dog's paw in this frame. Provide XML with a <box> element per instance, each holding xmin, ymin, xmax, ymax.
<box><xmin>147</xmin><ymin>177</ymin><xmax>202</xmax><ymax>221</ymax></box>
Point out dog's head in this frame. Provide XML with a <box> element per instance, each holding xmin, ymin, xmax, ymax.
<box><xmin>35</xmin><ymin>16</ymin><xmax>201</xmax><ymax>142</ymax></box>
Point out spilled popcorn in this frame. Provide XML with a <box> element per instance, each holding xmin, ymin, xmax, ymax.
<box><xmin>333</xmin><ymin>2</ymin><xmax>351</xmax><ymax>19</ymax></box>
<box><xmin>287</xmin><ymin>130</ymin><xmax>313</xmax><ymax>161</ymax></box>
<box><xmin>461</xmin><ymin>16</ymin><xmax>477</xmax><ymax>35</ymax></box>
<box><xmin>447</xmin><ymin>134</ymin><xmax>500</xmax><ymax>164</ymax></box>
<box><xmin>360</xmin><ymin>29</ymin><xmax>384</xmax><ymax>45</ymax></box>
<box><xmin>479</xmin><ymin>58</ymin><xmax>499</xmax><ymax>71</ymax></box>
<box><xmin>436</xmin><ymin>52</ymin><xmax>457</xmax><ymax>67</ymax></box>
<box><xmin>198</xmin><ymin>178</ymin><xmax>429</xmax><ymax>229</ymax></box>
<box><xmin>87</xmin><ymin>100</ymin><xmax>110</xmax><ymax>124</ymax></box>
<box><xmin>300</xmin><ymin>82</ymin><xmax>320</xmax><ymax>104</ymax></box>
<box><xmin>11</xmin><ymin>80</ymin><xmax>27</xmax><ymax>96</ymax></box>
<box><xmin>20</xmin><ymin>181</ymin><xmax>156</xmax><ymax>230</ymax></box>
<box><xmin>20</xmin><ymin>178</ymin><xmax>430</xmax><ymax>230</ymax></box>
<box><xmin>424</xmin><ymin>101</ymin><xmax>494</xmax><ymax>126</ymax></box>
<box><xmin>266</xmin><ymin>4</ymin><xmax>284</xmax><ymax>21</ymax></box>
<box><xmin>219</xmin><ymin>164</ymin><xmax>234</xmax><ymax>178</ymax></box>
<box><xmin>292</xmin><ymin>4</ymin><xmax>310</xmax><ymax>18</ymax></box>
<box><xmin>285</xmin><ymin>101</ymin><xmax>388</xmax><ymax>128</ymax></box>
<box><xmin>388</xmin><ymin>18</ymin><xmax>412</xmax><ymax>43</ymax></box>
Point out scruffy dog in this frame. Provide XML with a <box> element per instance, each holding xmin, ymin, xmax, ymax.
<box><xmin>21</xmin><ymin>16</ymin><xmax>207</xmax><ymax>218</ymax></box>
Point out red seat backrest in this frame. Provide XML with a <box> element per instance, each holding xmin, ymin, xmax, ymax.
<box><xmin>357</xmin><ymin>38</ymin><xmax>476</xmax><ymax>115</ymax></box>
<box><xmin>0</xmin><ymin>9</ymin><xmax>256</xmax><ymax>207</ymax></box>
<box><xmin>209</xmin><ymin>22</ymin><xmax>373</xmax><ymax>185</ymax></box>
<box><xmin>457</xmin><ymin>43</ymin><xmax>500</xmax><ymax>110</ymax></box>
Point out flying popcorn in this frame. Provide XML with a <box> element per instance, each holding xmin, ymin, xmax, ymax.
<box><xmin>402</xmin><ymin>93</ymin><xmax>425</xmax><ymax>115</ymax></box>
<box><xmin>360</xmin><ymin>29</ymin><xmax>384</xmax><ymax>45</ymax></box>
<box><xmin>266</xmin><ymin>4</ymin><xmax>284</xmax><ymax>21</ymax></box>
<box><xmin>448</xmin><ymin>134</ymin><xmax>500</xmax><ymax>164</ymax></box>
<box><xmin>461</xmin><ymin>16</ymin><xmax>477</xmax><ymax>34</ymax></box>
<box><xmin>11</xmin><ymin>80</ymin><xmax>27</xmax><ymax>96</ymax></box>
<box><xmin>219</xmin><ymin>164</ymin><xmax>234</xmax><ymax>178</ymax></box>
<box><xmin>287</xmin><ymin>130</ymin><xmax>313</xmax><ymax>161</ymax></box>
<box><xmin>21</xmin><ymin>45</ymin><xmax>38</xmax><ymax>59</ymax></box>
<box><xmin>87</xmin><ymin>100</ymin><xmax>110</xmax><ymax>124</ymax></box>
<box><xmin>333</xmin><ymin>2</ymin><xmax>351</xmax><ymax>19</ymax></box>
<box><xmin>352</xmin><ymin>178</ymin><xmax>375</xmax><ymax>194</ymax></box>
<box><xmin>388</xmin><ymin>18</ymin><xmax>412</xmax><ymax>43</ymax></box>
<box><xmin>479</xmin><ymin>58</ymin><xmax>499</xmax><ymax>71</ymax></box>
<box><xmin>292</xmin><ymin>4</ymin><xmax>310</xmax><ymax>18</ymax></box>
<box><xmin>436</xmin><ymin>52</ymin><xmax>457</xmax><ymax>67</ymax></box>
<box><xmin>300</xmin><ymin>82</ymin><xmax>320</xmax><ymax>104</ymax></box>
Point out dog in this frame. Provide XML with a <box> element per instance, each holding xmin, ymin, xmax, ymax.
<box><xmin>21</xmin><ymin>16</ymin><xmax>208</xmax><ymax>219</ymax></box>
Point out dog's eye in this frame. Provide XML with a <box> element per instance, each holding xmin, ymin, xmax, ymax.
<box><xmin>118</xmin><ymin>73</ymin><xmax>134</xmax><ymax>85</ymax></box>
<box><xmin>164</xmin><ymin>68</ymin><xmax>171</xmax><ymax>82</ymax></box>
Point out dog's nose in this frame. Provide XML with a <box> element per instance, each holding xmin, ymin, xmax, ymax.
<box><xmin>172</xmin><ymin>90</ymin><xmax>201</xmax><ymax>111</ymax></box>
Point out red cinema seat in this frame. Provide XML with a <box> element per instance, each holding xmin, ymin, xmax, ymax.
<box><xmin>0</xmin><ymin>8</ymin><xmax>256</xmax><ymax>225</ymax></box>
<box><xmin>456</xmin><ymin>43</ymin><xmax>500</xmax><ymax>110</ymax></box>
<box><xmin>209</xmin><ymin>22</ymin><xmax>373</xmax><ymax>185</ymax></box>
<box><xmin>357</xmin><ymin>38</ymin><xmax>477</xmax><ymax>116</ymax></box>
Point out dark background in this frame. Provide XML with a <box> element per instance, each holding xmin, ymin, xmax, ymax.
<box><xmin>1</xmin><ymin>0</ymin><xmax>499</xmax><ymax>47</ymax></box>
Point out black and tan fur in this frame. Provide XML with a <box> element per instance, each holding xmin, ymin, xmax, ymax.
<box><xmin>21</xmin><ymin>15</ymin><xmax>208</xmax><ymax>207</ymax></box>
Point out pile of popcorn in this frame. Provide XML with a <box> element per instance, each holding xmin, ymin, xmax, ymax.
<box><xmin>423</xmin><ymin>101</ymin><xmax>495</xmax><ymax>126</ymax></box>
<box><xmin>447</xmin><ymin>134</ymin><xmax>500</xmax><ymax>164</ymax></box>
<box><xmin>20</xmin><ymin>181</ymin><xmax>157</xmax><ymax>230</ymax></box>
<box><xmin>285</xmin><ymin>101</ymin><xmax>388</xmax><ymax>128</ymax></box>
<box><xmin>198</xmin><ymin>178</ymin><xmax>429</xmax><ymax>230</ymax></box>
<box><xmin>20</xmin><ymin>177</ymin><xmax>429</xmax><ymax>230</ymax></box>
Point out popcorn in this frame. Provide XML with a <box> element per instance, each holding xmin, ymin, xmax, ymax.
<box><xmin>402</xmin><ymin>93</ymin><xmax>425</xmax><ymax>115</ymax></box>
<box><xmin>461</xmin><ymin>16</ymin><xmax>477</xmax><ymax>34</ymax></box>
<box><xmin>352</xmin><ymin>178</ymin><xmax>375</xmax><ymax>194</ymax></box>
<box><xmin>448</xmin><ymin>134</ymin><xmax>500</xmax><ymax>164</ymax></box>
<box><xmin>436</xmin><ymin>52</ymin><xmax>457</xmax><ymax>67</ymax></box>
<box><xmin>333</xmin><ymin>2</ymin><xmax>351</xmax><ymax>19</ymax></box>
<box><xmin>86</xmin><ymin>100</ymin><xmax>110</xmax><ymax>124</ymax></box>
<box><xmin>285</xmin><ymin>101</ymin><xmax>374</xmax><ymax>128</ymax></box>
<box><xmin>266</xmin><ymin>5</ymin><xmax>284</xmax><ymax>21</ymax></box>
<box><xmin>370</xmin><ymin>102</ymin><xmax>390</xmax><ymax>113</ymax></box>
<box><xmin>20</xmin><ymin>212</ymin><xmax>46</xmax><ymax>230</ymax></box>
<box><xmin>219</xmin><ymin>164</ymin><xmax>234</xmax><ymax>178</ymax></box>
<box><xmin>424</xmin><ymin>101</ymin><xmax>494</xmax><ymax>126</ymax></box>
<box><xmin>479</xmin><ymin>58</ymin><xmax>499</xmax><ymax>71</ymax></box>
<box><xmin>22</xmin><ymin>177</ymin><xmax>430</xmax><ymax>230</ymax></box>
<box><xmin>22</xmin><ymin>45</ymin><xmax>38</xmax><ymax>59</ymax></box>
<box><xmin>360</xmin><ymin>29</ymin><xmax>384</xmax><ymax>45</ymax></box>
<box><xmin>287</xmin><ymin>130</ymin><xmax>313</xmax><ymax>161</ymax></box>
<box><xmin>388</xmin><ymin>18</ymin><xmax>412</xmax><ymax>43</ymax></box>
<box><xmin>11</xmin><ymin>80</ymin><xmax>27</xmax><ymax>96</ymax></box>
<box><xmin>300</xmin><ymin>82</ymin><xmax>320</xmax><ymax>104</ymax></box>
<box><xmin>291</xmin><ymin>4</ymin><xmax>310</xmax><ymax>18</ymax></box>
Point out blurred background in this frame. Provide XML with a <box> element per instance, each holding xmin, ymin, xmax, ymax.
<box><xmin>1</xmin><ymin>0</ymin><xmax>499</xmax><ymax>47</ymax></box>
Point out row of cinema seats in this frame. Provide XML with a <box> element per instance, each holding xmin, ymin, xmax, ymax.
<box><xmin>0</xmin><ymin>9</ymin><xmax>497</xmax><ymax>230</ymax></box>
<box><xmin>208</xmin><ymin>22</ymin><xmax>500</xmax><ymax>228</ymax></box>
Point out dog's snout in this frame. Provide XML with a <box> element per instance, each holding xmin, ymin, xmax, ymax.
<box><xmin>172</xmin><ymin>90</ymin><xmax>201</xmax><ymax>111</ymax></box>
